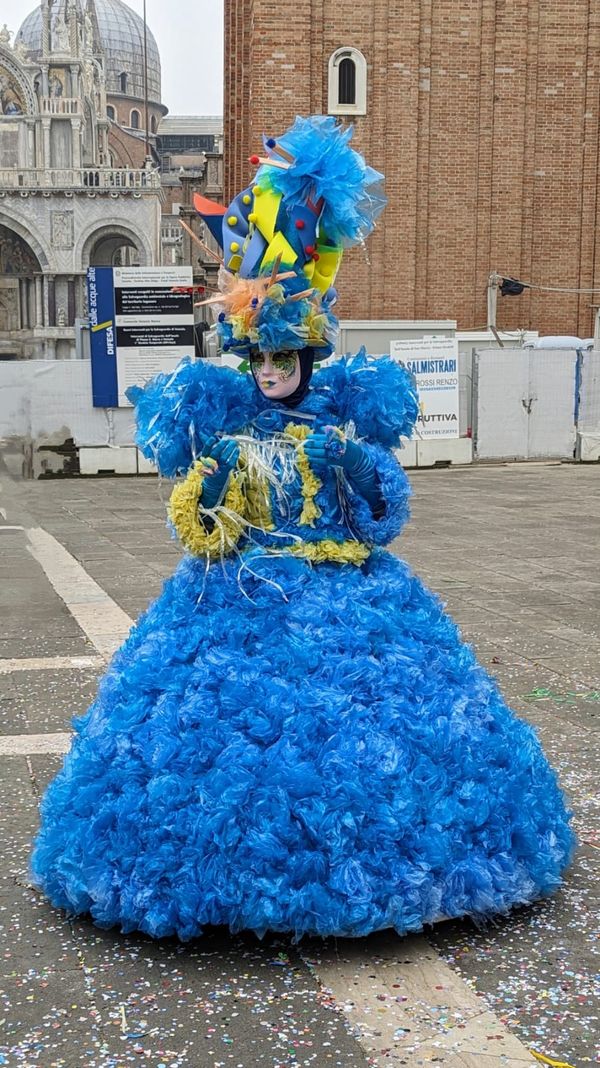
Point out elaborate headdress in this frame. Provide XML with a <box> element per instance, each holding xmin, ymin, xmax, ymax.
<box><xmin>194</xmin><ymin>115</ymin><xmax>386</xmax><ymax>357</ymax></box>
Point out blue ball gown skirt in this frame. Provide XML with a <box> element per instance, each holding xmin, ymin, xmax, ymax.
<box><xmin>30</xmin><ymin>355</ymin><xmax>575</xmax><ymax>939</ymax></box>
<box><xmin>31</xmin><ymin>548</ymin><xmax>574</xmax><ymax>940</ymax></box>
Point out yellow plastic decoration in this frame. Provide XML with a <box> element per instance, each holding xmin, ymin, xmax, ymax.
<box><xmin>285</xmin><ymin>422</ymin><xmax>322</xmax><ymax>526</ymax></box>
<box><xmin>226</xmin><ymin>253</ymin><xmax>242</xmax><ymax>272</ymax></box>
<box><xmin>261</xmin><ymin>231</ymin><xmax>297</xmax><ymax>271</ymax></box>
<box><xmin>168</xmin><ymin>460</ymin><xmax>246</xmax><ymax>560</ymax></box>
<box><xmin>302</xmin><ymin>258</ymin><xmax>316</xmax><ymax>282</ymax></box>
<box><xmin>530</xmin><ymin>1053</ymin><xmax>577</xmax><ymax>1068</ymax></box>
<box><xmin>291</xmin><ymin>539</ymin><xmax>370</xmax><ymax>565</ymax></box>
<box><xmin>311</xmin><ymin>244</ymin><xmax>343</xmax><ymax>293</ymax></box>
<box><xmin>250</xmin><ymin>187</ymin><xmax>281</xmax><ymax>241</ymax></box>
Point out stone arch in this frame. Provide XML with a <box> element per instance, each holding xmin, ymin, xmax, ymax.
<box><xmin>0</xmin><ymin>45</ymin><xmax>37</xmax><ymax>115</ymax></box>
<box><xmin>0</xmin><ymin>208</ymin><xmax>52</xmax><ymax>270</ymax></box>
<box><xmin>0</xmin><ymin>218</ymin><xmax>45</xmax><ymax>349</ymax></box>
<box><xmin>77</xmin><ymin>219</ymin><xmax>153</xmax><ymax>268</ymax></box>
<box><xmin>0</xmin><ymin>222</ymin><xmax>42</xmax><ymax>273</ymax></box>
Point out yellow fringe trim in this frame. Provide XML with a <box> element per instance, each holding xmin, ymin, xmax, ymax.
<box><xmin>168</xmin><ymin>459</ymin><xmax>246</xmax><ymax>560</ymax></box>
<box><xmin>530</xmin><ymin>1053</ymin><xmax>577</xmax><ymax>1068</ymax></box>
<box><xmin>285</xmin><ymin>422</ymin><xmax>322</xmax><ymax>527</ymax></box>
<box><xmin>290</xmin><ymin>539</ymin><xmax>370</xmax><ymax>566</ymax></box>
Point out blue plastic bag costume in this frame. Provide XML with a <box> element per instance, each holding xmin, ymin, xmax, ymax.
<box><xmin>31</xmin><ymin>118</ymin><xmax>574</xmax><ymax>941</ymax></box>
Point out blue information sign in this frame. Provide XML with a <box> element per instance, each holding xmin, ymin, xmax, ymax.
<box><xmin>87</xmin><ymin>267</ymin><xmax>118</xmax><ymax>407</ymax></box>
<box><xmin>87</xmin><ymin>266</ymin><xmax>194</xmax><ymax>408</ymax></box>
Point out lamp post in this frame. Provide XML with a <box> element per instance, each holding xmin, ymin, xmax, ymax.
<box><xmin>143</xmin><ymin>0</ymin><xmax>150</xmax><ymax>160</ymax></box>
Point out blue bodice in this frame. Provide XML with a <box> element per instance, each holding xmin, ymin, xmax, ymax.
<box><xmin>130</xmin><ymin>351</ymin><xmax>420</xmax><ymax>553</ymax></box>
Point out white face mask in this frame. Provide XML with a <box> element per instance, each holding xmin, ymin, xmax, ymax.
<box><xmin>250</xmin><ymin>350</ymin><xmax>302</xmax><ymax>400</ymax></box>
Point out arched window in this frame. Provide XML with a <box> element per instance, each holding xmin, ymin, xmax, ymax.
<box><xmin>119</xmin><ymin>72</ymin><xmax>128</xmax><ymax>93</ymax></box>
<box><xmin>150</xmin><ymin>114</ymin><xmax>157</xmax><ymax>134</ymax></box>
<box><xmin>338</xmin><ymin>57</ymin><xmax>356</xmax><ymax>105</ymax></box>
<box><xmin>328</xmin><ymin>47</ymin><xmax>367</xmax><ymax>116</ymax></box>
<box><xmin>106</xmin><ymin>105</ymin><xmax>115</xmax><ymax>120</ymax></box>
<box><xmin>130</xmin><ymin>109</ymin><xmax>141</xmax><ymax>129</ymax></box>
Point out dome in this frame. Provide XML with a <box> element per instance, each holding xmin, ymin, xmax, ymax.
<box><xmin>16</xmin><ymin>0</ymin><xmax>162</xmax><ymax>104</ymax></box>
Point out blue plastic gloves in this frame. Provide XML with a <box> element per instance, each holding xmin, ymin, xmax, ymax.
<box><xmin>198</xmin><ymin>436</ymin><xmax>240</xmax><ymax>510</ymax></box>
<box><xmin>303</xmin><ymin>429</ymin><xmax>383</xmax><ymax>514</ymax></box>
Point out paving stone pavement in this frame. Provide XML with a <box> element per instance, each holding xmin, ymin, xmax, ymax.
<box><xmin>0</xmin><ymin>462</ymin><xmax>598</xmax><ymax>1067</ymax></box>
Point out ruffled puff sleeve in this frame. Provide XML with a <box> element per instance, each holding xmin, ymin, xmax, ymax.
<box><xmin>325</xmin><ymin>349</ymin><xmax>417</xmax><ymax>546</ymax></box>
<box><xmin>126</xmin><ymin>357</ymin><xmax>257</xmax><ymax>478</ymax></box>
<box><xmin>167</xmin><ymin>460</ymin><xmax>247</xmax><ymax>561</ymax></box>
<box><xmin>343</xmin><ymin>441</ymin><xmax>412</xmax><ymax>547</ymax></box>
<box><xmin>333</xmin><ymin>348</ymin><xmax>419</xmax><ymax>447</ymax></box>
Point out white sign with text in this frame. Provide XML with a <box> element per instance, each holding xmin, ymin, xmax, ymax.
<box><xmin>390</xmin><ymin>337</ymin><xmax>460</xmax><ymax>439</ymax></box>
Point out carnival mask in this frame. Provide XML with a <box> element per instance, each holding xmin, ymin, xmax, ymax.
<box><xmin>250</xmin><ymin>350</ymin><xmax>302</xmax><ymax>400</ymax></box>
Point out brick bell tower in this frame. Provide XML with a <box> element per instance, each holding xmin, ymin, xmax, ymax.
<box><xmin>224</xmin><ymin>0</ymin><xmax>600</xmax><ymax>337</ymax></box>
<box><xmin>223</xmin><ymin>0</ymin><xmax>381</xmax><ymax>324</ymax></box>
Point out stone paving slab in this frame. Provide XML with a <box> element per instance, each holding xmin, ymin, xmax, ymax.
<box><xmin>2</xmin><ymin>669</ymin><xmax>101</xmax><ymax>735</ymax></box>
<box><xmin>62</xmin><ymin>923</ymin><xmax>369</xmax><ymax>1068</ymax></box>
<box><xmin>0</xmin><ymin>757</ymin><xmax>39</xmax><ymax>893</ymax></box>
<box><xmin>27</xmin><ymin>752</ymin><xmax>65</xmax><ymax>793</ymax></box>
<box><xmin>0</xmin><ymin>635</ymin><xmax>96</xmax><ymax>660</ymax></box>
<box><xmin>305</xmin><ymin>933</ymin><xmax>537</xmax><ymax>1066</ymax></box>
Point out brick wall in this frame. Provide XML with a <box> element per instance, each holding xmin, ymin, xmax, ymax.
<box><xmin>106</xmin><ymin>97</ymin><xmax>164</xmax><ymax>137</ymax></box>
<box><xmin>108</xmin><ymin>123</ymin><xmax>147</xmax><ymax>168</ymax></box>
<box><xmin>224</xmin><ymin>0</ymin><xmax>600</xmax><ymax>336</ymax></box>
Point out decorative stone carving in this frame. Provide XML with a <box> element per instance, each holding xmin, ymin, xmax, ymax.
<box><xmin>12</xmin><ymin>40</ymin><xmax>28</xmax><ymax>62</ymax></box>
<box><xmin>0</xmin><ymin>281</ymin><xmax>20</xmax><ymax>332</ymax></box>
<box><xmin>51</xmin><ymin>211</ymin><xmax>74</xmax><ymax>248</ymax></box>
<box><xmin>84</xmin><ymin>11</ymin><xmax>94</xmax><ymax>55</ymax></box>
<box><xmin>52</xmin><ymin>12</ymin><xmax>70</xmax><ymax>54</ymax></box>
<box><xmin>82</xmin><ymin>54</ymin><xmax>94</xmax><ymax>97</ymax></box>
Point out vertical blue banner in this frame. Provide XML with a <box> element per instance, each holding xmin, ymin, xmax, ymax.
<box><xmin>87</xmin><ymin>267</ymin><xmax>118</xmax><ymax>408</ymax></box>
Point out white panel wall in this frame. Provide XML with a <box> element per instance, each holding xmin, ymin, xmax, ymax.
<box><xmin>0</xmin><ymin>361</ymin><xmax>136</xmax><ymax>448</ymax></box>
<box><xmin>474</xmin><ymin>350</ymin><xmax>530</xmax><ymax>460</ymax></box>
<box><xmin>474</xmin><ymin>348</ymin><xmax>578</xmax><ymax>461</ymax></box>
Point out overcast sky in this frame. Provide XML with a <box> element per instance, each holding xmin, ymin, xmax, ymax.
<box><xmin>4</xmin><ymin>0</ymin><xmax>224</xmax><ymax>115</ymax></box>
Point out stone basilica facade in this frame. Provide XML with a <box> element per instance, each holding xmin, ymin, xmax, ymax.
<box><xmin>0</xmin><ymin>0</ymin><xmax>163</xmax><ymax>360</ymax></box>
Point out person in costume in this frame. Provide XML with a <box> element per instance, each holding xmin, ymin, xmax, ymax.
<box><xmin>31</xmin><ymin>116</ymin><xmax>574</xmax><ymax>941</ymax></box>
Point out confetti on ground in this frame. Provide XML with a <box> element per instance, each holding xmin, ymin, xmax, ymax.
<box><xmin>1</xmin><ymin>466</ymin><xmax>599</xmax><ymax>1067</ymax></box>
<box><xmin>521</xmin><ymin>687</ymin><xmax>600</xmax><ymax>704</ymax></box>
